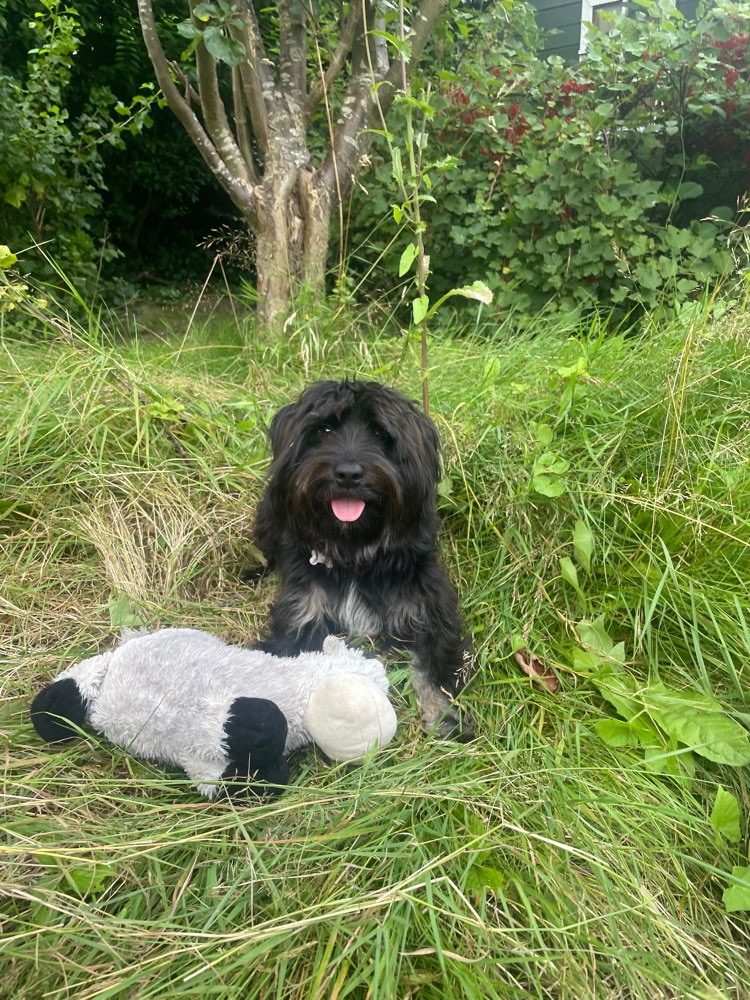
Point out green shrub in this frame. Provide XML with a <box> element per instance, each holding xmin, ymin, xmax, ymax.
<box><xmin>0</xmin><ymin>0</ymin><xmax>157</xmax><ymax>289</ymax></box>
<box><xmin>346</xmin><ymin>0</ymin><xmax>750</xmax><ymax>319</ymax></box>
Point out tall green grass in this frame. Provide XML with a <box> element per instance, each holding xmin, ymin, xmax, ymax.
<box><xmin>2</xmin><ymin>300</ymin><xmax>749</xmax><ymax>998</ymax></box>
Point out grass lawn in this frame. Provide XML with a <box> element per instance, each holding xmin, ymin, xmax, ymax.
<box><xmin>2</xmin><ymin>300</ymin><xmax>750</xmax><ymax>998</ymax></box>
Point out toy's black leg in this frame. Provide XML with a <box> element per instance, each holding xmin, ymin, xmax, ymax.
<box><xmin>30</xmin><ymin>679</ymin><xmax>87</xmax><ymax>742</ymax></box>
<box><xmin>221</xmin><ymin>697</ymin><xmax>289</xmax><ymax>797</ymax></box>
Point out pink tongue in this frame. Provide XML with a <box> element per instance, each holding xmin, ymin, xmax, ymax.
<box><xmin>331</xmin><ymin>498</ymin><xmax>366</xmax><ymax>522</ymax></box>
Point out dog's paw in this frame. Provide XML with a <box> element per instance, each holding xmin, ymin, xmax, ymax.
<box><xmin>412</xmin><ymin>670</ymin><xmax>475</xmax><ymax>742</ymax></box>
<box><xmin>423</xmin><ymin>702</ymin><xmax>475</xmax><ymax>742</ymax></box>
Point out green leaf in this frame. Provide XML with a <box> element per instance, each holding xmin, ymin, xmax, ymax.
<box><xmin>648</xmin><ymin>697</ymin><xmax>750</xmax><ymax>766</ymax></box>
<box><xmin>573</xmin><ymin>519</ymin><xmax>594</xmax><ymax>573</ymax></box>
<box><xmin>637</xmin><ymin>262</ymin><xmax>662</xmax><ymax>291</ymax></box>
<box><xmin>643</xmin><ymin>743</ymin><xmax>695</xmax><ymax>780</ymax></box>
<box><xmin>577</xmin><ymin>617</ymin><xmax>614</xmax><ymax>656</ymax></box>
<box><xmin>202</xmin><ymin>28</ymin><xmax>246</xmax><ymax>65</ymax></box>
<box><xmin>557</xmin><ymin>358</ymin><xmax>588</xmax><ymax>379</ymax></box>
<box><xmin>591</xmin><ymin>663</ymin><xmax>641</xmax><ymax>719</ymax></box>
<box><xmin>533</xmin><ymin>452</ymin><xmax>569</xmax><ymax>476</ymax></box>
<box><xmin>628</xmin><ymin>714</ymin><xmax>665</xmax><ymax>750</ymax></box>
<box><xmin>532</xmin><ymin>474</ymin><xmax>567</xmax><ymax>498</ymax></box>
<box><xmin>66</xmin><ymin>863</ymin><xmax>116</xmax><ymax>898</ymax></box>
<box><xmin>108</xmin><ymin>595</ymin><xmax>144</xmax><ymax>629</ymax></box>
<box><xmin>510</xmin><ymin>633</ymin><xmax>526</xmax><ymax>654</ymax></box>
<box><xmin>532</xmin><ymin>423</ymin><xmax>554</xmax><ymax>448</ymax></box>
<box><xmin>560</xmin><ymin>557</ymin><xmax>585</xmax><ymax>603</ymax></box>
<box><xmin>193</xmin><ymin>1</ymin><xmax>217</xmax><ymax>19</ymax></box>
<box><xmin>573</xmin><ymin>648</ymin><xmax>603</xmax><ymax>673</ymax></box>
<box><xmin>399</xmin><ymin>92</ymin><xmax>435</xmax><ymax>117</ymax></box>
<box><xmin>368</xmin><ymin>29</ymin><xmax>411</xmax><ymax>59</ymax></box>
<box><xmin>38</xmin><ymin>853</ymin><xmax>116</xmax><ymax>898</ymax></box>
<box><xmin>465</xmin><ymin>864</ymin><xmax>505</xmax><ymax>893</ymax></box>
<box><xmin>449</xmin><ymin>280</ymin><xmax>494</xmax><ymax>305</ymax></box>
<box><xmin>0</xmin><ymin>245</ymin><xmax>17</xmax><ymax>268</ymax></box>
<box><xmin>595</xmin><ymin>718</ymin><xmax>641</xmax><ymax>747</ymax></box>
<box><xmin>676</xmin><ymin>181</ymin><xmax>703</xmax><ymax>201</ymax></box>
<box><xmin>4</xmin><ymin>187</ymin><xmax>25</xmax><ymax>209</ymax></box>
<box><xmin>425</xmin><ymin>280</ymin><xmax>494</xmax><ymax>319</ymax></box>
<box><xmin>723</xmin><ymin>867</ymin><xmax>750</xmax><ymax>912</ymax></box>
<box><xmin>412</xmin><ymin>294</ymin><xmax>429</xmax><ymax>325</ymax></box>
<box><xmin>176</xmin><ymin>21</ymin><xmax>200</xmax><ymax>38</ymax></box>
<box><xmin>595</xmin><ymin>194</ymin><xmax>622</xmax><ymax>215</ymax></box>
<box><xmin>710</xmin><ymin>787</ymin><xmax>741</xmax><ymax>844</ymax></box>
<box><xmin>399</xmin><ymin>243</ymin><xmax>418</xmax><ymax>277</ymax></box>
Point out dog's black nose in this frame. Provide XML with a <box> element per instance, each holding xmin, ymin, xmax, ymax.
<box><xmin>334</xmin><ymin>462</ymin><xmax>364</xmax><ymax>486</ymax></box>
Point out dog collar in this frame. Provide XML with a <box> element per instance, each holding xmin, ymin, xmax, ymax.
<box><xmin>309</xmin><ymin>549</ymin><xmax>333</xmax><ymax>569</ymax></box>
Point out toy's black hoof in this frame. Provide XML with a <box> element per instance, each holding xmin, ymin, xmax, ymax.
<box><xmin>221</xmin><ymin>697</ymin><xmax>289</xmax><ymax>797</ymax></box>
<box><xmin>31</xmin><ymin>678</ymin><xmax>87</xmax><ymax>742</ymax></box>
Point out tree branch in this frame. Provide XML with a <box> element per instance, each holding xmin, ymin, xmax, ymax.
<box><xmin>191</xmin><ymin>1</ymin><xmax>254</xmax><ymax>186</ymax></box>
<box><xmin>136</xmin><ymin>0</ymin><xmax>255</xmax><ymax>219</ymax></box>
<box><xmin>170</xmin><ymin>61</ymin><xmax>200</xmax><ymax>106</ymax></box>
<box><xmin>232</xmin><ymin>64</ymin><xmax>258</xmax><ymax>182</ymax></box>
<box><xmin>350</xmin><ymin>0</ymin><xmax>384</xmax><ymax>79</ymax></box>
<box><xmin>304</xmin><ymin>2</ymin><xmax>363</xmax><ymax>124</ymax></box>
<box><xmin>320</xmin><ymin>0</ymin><xmax>446</xmax><ymax>196</ymax></box>
<box><xmin>279</xmin><ymin>0</ymin><xmax>307</xmax><ymax>109</ymax></box>
<box><xmin>375</xmin><ymin>0</ymin><xmax>448</xmax><ymax>119</ymax></box>
<box><xmin>318</xmin><ymin>75</ymin><xmax>371</xmax><ymax>196</ymax></box>
<box><xmin>232</xmin><ymin>3</ymin><xmax>273</xmax><ymax>156</ymax></box>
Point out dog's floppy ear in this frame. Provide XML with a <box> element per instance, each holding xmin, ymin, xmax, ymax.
<box><xmin>371</xmin><ymin>386</ymin><xmax>441</xmax><ymax>487</ymax></box>
<box><xmin>267</xmin><ymin>401</ymin><xmax>299</xmax><ymax>458</ymax></box>
<box><xmin>406</xmin><ymin>407</ymin><xmax>441</xmax><ymax>485</ymax></box>
<box><xmin>403</xmin><ymin>409</ymin><xmax>441</xmax><ymax>497</ymax></box>
<box><xmin>255</xmin><ymin>401</ymin><xmax>301</xmax><ymax>563</ymax></box>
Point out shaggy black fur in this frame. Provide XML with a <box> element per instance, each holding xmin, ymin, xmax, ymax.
<box><xmin>253</xmin><ymin>379</ymin><xmax>473</xmax><ymax>739</ymax></box>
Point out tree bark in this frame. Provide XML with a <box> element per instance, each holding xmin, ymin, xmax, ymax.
<box><xmin>299</xmin><ymin>167</ymin><xmax>331</xmax><ymax>289</ymax></box>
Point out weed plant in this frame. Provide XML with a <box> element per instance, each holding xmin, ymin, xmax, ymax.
<box><xmin>1</xmin><ymin>298</ymin><xmax>750</xmax><ymax>998</ymax></box>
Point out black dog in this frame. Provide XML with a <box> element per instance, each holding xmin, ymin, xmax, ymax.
<box><xmin>253</xmin><ymin>379</ymin><xmax>473</xmax><ymax>739</ymax></box>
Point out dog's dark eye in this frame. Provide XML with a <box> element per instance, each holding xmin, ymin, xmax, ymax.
<box><xmin>319</xmin><ymin>423</ymin><xmax>334</xmax><ymax>435</ymax></box>
<box><xmin>370</xmin><ymin>423</ymin><xmax>392</xmax><ymax>445</ymax></box>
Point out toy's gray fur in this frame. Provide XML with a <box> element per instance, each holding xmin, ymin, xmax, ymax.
<box><xmin>52</xmin><ymin>628</ymin><xmax>391</xmax><ymax>797</ymax></box>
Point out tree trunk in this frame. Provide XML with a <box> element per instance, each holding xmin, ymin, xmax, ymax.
<box><xmin>253</xmin><ymin>166</ymin><xmax>332</xmax><ymax>327</ymax></box>
<box><xmin>299</xmin><ymin>167</ymin><xmax>331</xmax><ymax>290</ymax></box>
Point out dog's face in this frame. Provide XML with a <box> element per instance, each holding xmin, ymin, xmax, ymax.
<box><xmin>258</xmin><ymin>380</ymin><xmax>441</xmax><ymax>550</ymax></box>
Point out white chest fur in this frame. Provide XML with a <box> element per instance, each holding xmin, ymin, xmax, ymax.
<box><xmin>335</xmin><ymin>585</ymin><xmax>383</xmax><ymax>636</ymax></box>
<box><xmin>289</xmin><ymin>583</ymin><xmax>383</xmax><ymax>638</ymax></box>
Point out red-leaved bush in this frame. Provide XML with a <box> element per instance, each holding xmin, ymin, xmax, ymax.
<box><xmin>348</xmin><ymin>0</ymin><xmax>750</xmax><ymax>318</ymax></box>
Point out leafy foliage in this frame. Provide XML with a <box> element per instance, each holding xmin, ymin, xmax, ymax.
<box><xmin>176</xmin><ymin>0</ymin><xmax>247</xmax><ymax>65</ymax></box>
<box><xmin>0</xmin><ymin>0</ymin><xmax>158</xmax><ymax>287</ymax></box>
<box><xmin>347</xmin><ymin>0</ymin><xmax>750</xmax><ymax>318</ymax></box>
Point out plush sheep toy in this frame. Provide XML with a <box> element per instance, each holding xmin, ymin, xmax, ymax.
<box><xmin>30</xmin><ymin>628</ymin><xmax>397</xmax><ymax>799</ymax></box>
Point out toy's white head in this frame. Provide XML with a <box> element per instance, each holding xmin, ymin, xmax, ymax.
<box><xmin>304</xmin><ymin>671</ymin><xmax>397</xmax><ymax>761</ymax></box>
